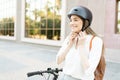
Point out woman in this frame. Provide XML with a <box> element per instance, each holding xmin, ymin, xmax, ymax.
<box><xmin>56</xmin><ymin>6</ymin><xmax>104</xmax><ymax>80</ymax></box>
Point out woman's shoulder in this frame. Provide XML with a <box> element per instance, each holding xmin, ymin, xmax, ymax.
<box><xmin>93</xmin><ymin>36</ymin><xmax>103</xmax><ymax>44</ymax></box>
<box><xmin>87</xmin><ymin>35</ymin><xmax>103</xmax><ymax>43</ymax></box>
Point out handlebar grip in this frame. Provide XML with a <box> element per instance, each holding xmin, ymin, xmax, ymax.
<box><xmin>27</xmin><ymin>68</ymin><xmax>63</xmax><ymax>77</ymax></box>
<box><xmin>27</xmin><ymin>71</ymin><xmax>41</xmax><ymax>77</ymax></box>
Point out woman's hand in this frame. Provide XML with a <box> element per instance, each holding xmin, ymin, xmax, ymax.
<box><xmin>68</xmin><ymin>31</ymin><xmax>86</xmax><ymax>48</ymax></box>
<box><xmin>77</xmin><ymin>31</ymin><xmax>86</xmax><ymax>45</ymax></box>
<box><xmin>68</xmin><ymin>32</ymin><xmax>78</xmax><ymax>47</ymax></box>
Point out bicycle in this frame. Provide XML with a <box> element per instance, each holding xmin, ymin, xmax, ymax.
<box><xmin>27</xmin><ymin>68</ymin><xmax>62</xmax><ymax>80</ymax></box>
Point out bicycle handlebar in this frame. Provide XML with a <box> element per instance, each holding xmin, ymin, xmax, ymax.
<box><xmin>27</xmin><ymin>68</ymin><xmax>62</xmax><ymax>77</ymax></box>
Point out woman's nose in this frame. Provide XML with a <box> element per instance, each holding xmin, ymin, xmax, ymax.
<box><xmin>70</xmin><ymin>21</ymin><xmax>74</xmax><ymax>25</ymax></box>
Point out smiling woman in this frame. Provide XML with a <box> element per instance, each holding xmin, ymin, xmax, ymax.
<box><xmin>69</xmin><ymin>15</ymin><xmax>83</xmax><ymax>33</ymax></box>
<box><xmin>56</xmin><ymin>6</ymin><xmax>105</xmax><ymax>80</ymax></box>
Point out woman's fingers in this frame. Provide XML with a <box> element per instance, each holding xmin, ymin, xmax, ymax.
<box><xmin>70</xmin><ymin>32</ymin><xmax>78</xmax><ymax>40</ymax></box>
<box><xmin>78</xmin><ymin>31</ymin><xmax>86</xmax><ymax>40</ymax></box>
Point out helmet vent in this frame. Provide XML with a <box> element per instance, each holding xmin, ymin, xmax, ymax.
<box><xmin>74</xmin><ymin>9</ymin><xmax>78</xmax><ymax>11</ymax></box>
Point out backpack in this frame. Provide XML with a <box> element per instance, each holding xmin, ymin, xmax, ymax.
<box><xmin>89</xmin><ymin>36</ymin><xmax>106</xmax><ymax>80</ymax></box>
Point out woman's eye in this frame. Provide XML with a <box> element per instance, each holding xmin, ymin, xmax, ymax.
<box><xmin>74</xmin><ymin>19</ymin><xmax>78</xmax><ymax>21</ymax></box>
<box><xmin>69</xmin><ymin>19</ymin><xmax>78</xmax><ymax>22</ymax></box>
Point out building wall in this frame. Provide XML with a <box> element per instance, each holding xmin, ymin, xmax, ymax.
<box><xmin>0</xmin><ymin>0</ymin><xmax>119</xmax><ymax>62</ymax></box>
<box><xmin>12</xmin><ymin>0</ymin><xmax>120</xmax><ymax>63</ymax></box>
<box><xmin>3</xmin><ymin>0</ymin><xmax>120</xmax><ymax>49</ymax></box>
<box><xmin>1</xmin><ymin>0</ymin><xmax>120</xmax><ymax>49</ymax></box>
<box><xmin>105</xmin><ymin>0</ymin><xmax>120</xmax><ymax>49</ymax></box>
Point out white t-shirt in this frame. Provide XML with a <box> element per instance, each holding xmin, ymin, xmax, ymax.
<box><xmin>56</xmin><ymin>35</ymin><xmax>103</xmax><ymax>80</ymax></box>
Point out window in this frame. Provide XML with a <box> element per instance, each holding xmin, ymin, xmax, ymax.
<box><xmin>25</xmin><ymin>0</ymin><xmax>62</xmax><ymax>40</ymax></box>
<box><xmin>0</xmin><ymin>0</ymin><xmax>16</xmax><ymax>37</ymax></box>
<box><xmin>117</xmin><ymin>0</ymin><xmax>120</xmax><ymax>33</ymax></box>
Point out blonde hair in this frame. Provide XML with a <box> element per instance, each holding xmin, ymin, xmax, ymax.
<box><xmin>85</xmin><ymin>27</ymin><xmax>97</xmax><ymax>36</ymax></box>
<box><xmin>86</xmin><ymin>27</ymin><xmax>105</xmax><ymax>59</ymax></box>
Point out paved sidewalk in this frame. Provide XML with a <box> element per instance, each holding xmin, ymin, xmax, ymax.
<box><xmin>0</xmin><ymin>40</ymin><xmax>120</xmax><ymax>80</ymax></box>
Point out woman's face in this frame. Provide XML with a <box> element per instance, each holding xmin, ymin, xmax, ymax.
<box><xmin>69</xmin><ymin>15</ymin><xmax>83</xmax><ymax>33</ymax></box>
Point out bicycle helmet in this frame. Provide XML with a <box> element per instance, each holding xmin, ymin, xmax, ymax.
<box><xmin>68</xmin><ymin>6</ymin><xmax>92</xmax><ymax>31</ymax></box>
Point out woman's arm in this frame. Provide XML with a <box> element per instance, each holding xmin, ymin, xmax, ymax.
<box><xmin>56</xmin><ymin>32</ymin><xmax>78</xmax><ymax>65</ymax></box>
<box><xmin>56</xmin><ymin>43</ymin><xmax>72</xmax><ymax>64</ymax></box>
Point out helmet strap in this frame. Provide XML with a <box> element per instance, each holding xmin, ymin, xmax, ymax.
<box><xmin>81</xmin><ymin>20</ymin><xmax>89</xmax><ymax>31</ymax></box>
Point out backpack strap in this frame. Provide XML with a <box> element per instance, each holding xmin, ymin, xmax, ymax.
<box><xmin>89</xmin><ymin>36</ymin><xmax>95</xmax><ymax>51</ymax></box>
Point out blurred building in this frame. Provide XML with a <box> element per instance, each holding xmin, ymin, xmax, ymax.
<box><xmin>0</xmin><ymin>0</ymin><xmax>120</xmax><ymax>62</ymax></box>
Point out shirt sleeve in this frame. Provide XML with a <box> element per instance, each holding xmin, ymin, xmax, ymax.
<box><xmin>56</xmin><ymin>36</ymin><xmax>69</xmax><ymax>62</ymax></box>
<box><xmin>85</xmin><ymin>36</ymin><xmax>103</xmax><ymax>76</ymax></box>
